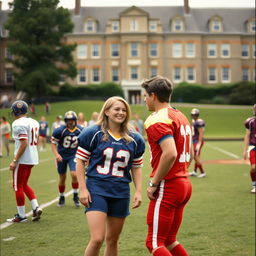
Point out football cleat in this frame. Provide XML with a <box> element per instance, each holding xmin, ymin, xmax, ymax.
<box><xmin>57</xmin><ymin>196</ymin><xmax>65</xmax><ymax>207</ymax></box>
<box><xmin>7</xmin><ymin>214</ymin><xmax>27</xmax><ymax>223</ymax></box>
<box><xmin>251</xmin><ymin>187</ymin><xmax>256</xmax><ymax>193</ymax></box>
<box><xmin>189</xmin><ymin>171</ymin><xmax>197</xmax><ymax>177</ymax></box>
<box><xmin>198</xmin><ymin>173</ymin><xmax>206</xmax><ymax>178</ymax></box>
<box><xmin>73</xmin><ymin>193</ymin><xmax>81</xmax><ymax>207</ymax></box>
<box><xmin>32</xmin><ymin>207</ymin><xmax>43</xmax><ymax>221</ymax></box>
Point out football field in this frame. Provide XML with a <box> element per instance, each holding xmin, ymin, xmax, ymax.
<box><xmin>0</xmin><ymin>140</ymin><xmax>255</xmax><ymax>256</ymax></box>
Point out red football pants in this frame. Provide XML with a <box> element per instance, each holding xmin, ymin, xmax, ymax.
<box><xmin>146</xmin><ymin>178</ymin><xmax>192</xmax><ymax>253</ymax></box>
<box><xmin>12</xmin><ymin>164</ymin><xmax>36</xmax><ymax>206</ymax></box>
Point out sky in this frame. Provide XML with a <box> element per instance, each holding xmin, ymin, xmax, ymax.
<box><xmin>1</xmin><ymin>0</ymin><xmax>255</xmax><ymax>10</ymax></box>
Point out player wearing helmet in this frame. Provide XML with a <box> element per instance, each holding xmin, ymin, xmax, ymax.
<box><xmin>7</xmin><ymin>100</ymin><xmax>42</xmax><ymax>223</ymax></box>
<box><xmin>189</xmin><ymin>108</ymin><xmax>206</xmax><ymax>178</ymax></box>
<box><xmin>51</xmin><ymin>111</ymin><xmax>83</xmax><ymax>207</ymax></box>
<box><xmin>243</xmin><ymin>104</ymin><xmax>256</xmax><ymax>193</ymax></box>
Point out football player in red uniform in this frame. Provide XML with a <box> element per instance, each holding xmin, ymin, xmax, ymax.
<box><xmin>142</xmin><ymin>76</ymin><xmax>192</xmax><ymax>256</ymax></box>
<box><xmin>189</xmin><ymin>108</ymin><xmax>206</xmax><ymax>178</ymax></box>
<box><xmin>243</xmin><ymin>104</ymin><xmax>256</xmax><ymax>193</ymax></box>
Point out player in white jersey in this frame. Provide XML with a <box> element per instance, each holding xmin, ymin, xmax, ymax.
<box><xmin>7</xmin><ymin>100</ymin><xmax>42</xmax><ymax>223</ymax></box>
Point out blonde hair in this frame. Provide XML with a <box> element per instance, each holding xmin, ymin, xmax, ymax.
<box><xmin>96</xmin><ymin>96</ymin><xmax>133</xmax><ymax>143</ymax></box>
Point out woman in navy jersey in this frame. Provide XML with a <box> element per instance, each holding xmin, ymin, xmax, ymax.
<box><xmin>76</xmin><ymin>96</ymin><xmax>145</xmax><ymax>256</ymax></box>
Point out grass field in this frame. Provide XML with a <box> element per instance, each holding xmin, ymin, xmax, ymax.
<box><xmin>0</xmin><ymin>101</ymin><xmax>254</xmax><ymax>255</ymax></box>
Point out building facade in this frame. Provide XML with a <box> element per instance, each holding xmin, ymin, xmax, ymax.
<box><xmin>0</xmin><ymin>1</ymin><xmax>255</xmax><ymax>103</ymax></box>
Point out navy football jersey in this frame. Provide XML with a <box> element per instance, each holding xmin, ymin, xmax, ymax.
<box><xmin>76</xmin><ymin>125</ymin><xmax>145</xmax><ymax>198</ymax></box>
<box><xmin>39</xmin><ymin>121</ymin><xmax>48</xmax><ymax>137</ymax></box>
<box><xmin>51</xmin><ymin>125</ymin><xmax>83</xmax><ymax>159</ymax></box>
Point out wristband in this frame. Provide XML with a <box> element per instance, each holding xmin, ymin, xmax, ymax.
<box><xmin>149</xmin><ymin>180</ymin><xmax>158</xmax><ymax>187</ymax></box>
<box><xmin>13</xmin><ymin>159</ymin><xmax>17</xmax><ymax>163</ymax></box>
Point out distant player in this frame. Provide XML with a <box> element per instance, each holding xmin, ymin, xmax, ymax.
<box><xmin>7</xmin><ymin>100</ymin><xmax>42</xmax><ymax>223</ymax></box>
<box><xmin>51</xmin><ymin>111</ymin><xmax>83</xmax><ymax>207</ymax></box>
<box><xmin>189</xmin><ymin>108</ymin><xmax>206</xmax><ymax>178</ymax></box>
<box><xmin>243</xmin><ymin>104</ymin><xmax>256</xmax><ymax>193</ymax></box>
<box><xmin>38</xmin><ymin>116</ymin><xmax>49</xmax><ymax>152</ymax></box>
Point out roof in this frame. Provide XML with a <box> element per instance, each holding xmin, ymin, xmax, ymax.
<box><xmin>71</xmin><ymin>6</ymin><xmax>255</xmax><ymax>34</ymax></box>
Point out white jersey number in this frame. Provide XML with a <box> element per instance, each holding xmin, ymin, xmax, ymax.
<box><xmin>63</xmin><ymin>136</ymin><xmax>78</xmax><ymax>148</ymax></box>
<box><xmin>97</xmin><ymin>148</ymin><xmax>130</xmax><ymax>177</ymax></box>
<box><xmin>179</xmin><ymin>124</ymin><xmax>192</xmax><ymax>163</ymax></box>
<box><xmin>30</xmin><ymin>127</ymin><xmax>38</xmax><ymax>146</ymax></box>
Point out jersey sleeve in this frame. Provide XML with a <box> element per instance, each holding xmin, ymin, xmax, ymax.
<box><xmin>196</xmin><ymin>120</ymin><xmax>205</xmax><ymax>128</ymax></box>
<box><xmin>13</xmin><ymin>124</ymin><xmax>28</xmax><ymax>140</ymax></box>
<box><xmin>244</xmin><ymin>118</ymin><xmax>251</xmax><ymax>129</ymax></box>
<box><xmin>132</xmin><ymin>132</ymin><xmax>145</xmax><ymax>168</ymax></box>
<box><xmin>51</xmin><ymin>127</ymin><xmax>62</xmax><ymax>144</ymax></box>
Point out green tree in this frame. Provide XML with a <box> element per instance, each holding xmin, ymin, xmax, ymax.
<box><xmin>5</xmin><ymin>0</ymin><xmax>77</xmax><ymax>98</ymax></box>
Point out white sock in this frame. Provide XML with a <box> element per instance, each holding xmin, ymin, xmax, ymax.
<box><xmin>17</xmin><ymin>206</ymin><xmax>26</xmax><ymax>218</ymax></box>
<box><xmin>31</xmin><ymin>199</ymin><xmax>39</xmax><ymax>210</ymax></box>
<box><xmin>59</xmin><ymin>192</ymin><xmax>65</xmax><ymax>196</ymax></box>
<box><xmin>72</xmin><ymin>189</ymin><xmax>78</xmax><ymax>194</ymax></box>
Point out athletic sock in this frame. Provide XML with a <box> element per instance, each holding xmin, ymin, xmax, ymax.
<box><xmin>17</xmin><ymin>206</ymin><xmax>26</xmax><ymax>218</ymax></box>
<box><xmin>194</xmin><ymin>163</ymin><xmax>198</xmax><ymax>172</ymax></box>
<box><xmin>72</xmin><ymin>182</ymin><xmax>79</xmax><ymax>193</ymax></box>
<box><xmin>59</xmin><ymin>185</ymin><xmax>65</xmax><ymax>195</ymax></box>
<box><xmin>198</xmin><ymin>163</ymin><xmax>204</xmax><ymax>173</ymax></box>
<box><xmin>170</xmin><ymin>244</ymin><xmax>188</xmax><ymax>256</ymax></box>
<box><xmin>153</xmin><ymin>247</ymin><xmax>172</xmax><ymax>256</ymax></box>
<box><xmin>250</xmin><ymin>172</ymin><xmax>256</xmax><ymax>182</ymax></box>
<box><xmin>31</xmin><ymin>198</ymin><xmax>39</xmax><ymax>210</ymax></box>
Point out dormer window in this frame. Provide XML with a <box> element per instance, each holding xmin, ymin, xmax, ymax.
<box><xmin>112</xmin><ymin>21</ymin><xmax>120</xmax><ymax>32</ymax></box>
<box><xmin>171</xmin><ymin>17</ymin><xmax>184</xmax><ymax>32</ymax></box>
<box><xmin>84</xmin><ymin>19</ymin><xmax>97</xmax><ymax>33</ymax></box>
<box><xmin>149</xmin><ymin>21</ymin><xmax>157</xmax><ymax>32</ymax></box>
<box><xmin>130</xmin><ymin>19</ymin><xmax>138</xmax><ymax>32</ymax></box>
<box><xmin>209</xmin><ymin>16</ymin><xmax>223</xmax><ymax>32</ymax></box>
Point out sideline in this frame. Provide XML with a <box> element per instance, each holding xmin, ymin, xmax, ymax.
<box><xmin>205</xmin><ymin>143</ymin><xmax>240</xmax><ymax>159</ymax></box>
<box><xmin>0</xmin><ymin>190</ymin><xmax>73</xmax><ymax>230</ymax></box>
<box><xmin>0</xmin><ymin>157</ymin><xmax>54</xmax><ymax>172</ymax></box>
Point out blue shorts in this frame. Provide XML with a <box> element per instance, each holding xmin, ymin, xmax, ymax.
<box><xmin>85</xmin><ymin>193</ymin><xmax>130</xmax><ymax>218</ymax></box>
<box><xmin>57</xmin><ymin>157</ymin><xmax>76</xmax><ymax>174</ymax></box>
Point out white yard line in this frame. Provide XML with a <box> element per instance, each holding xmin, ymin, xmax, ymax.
<box><xmin>206</xmin><ymin>143</ymin><xmax>240</xmax><ymax>159</ymax></box>
<box><xmin>0</xmin><ymin>190</ymin><xmax>73</xmax><ymax>230</ymax></box>
<box><xmin>0</xmin><ymin>157</ymin><xmax>54</xmax><ymax>172</ymax></box>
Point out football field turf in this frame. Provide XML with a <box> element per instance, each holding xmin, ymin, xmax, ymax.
<box><xmin>0</xmin><ymin>140</ymin><xmax>255</xmax><ymax>256</ymax></box>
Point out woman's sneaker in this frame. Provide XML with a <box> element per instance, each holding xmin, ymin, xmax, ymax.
<box><xmin>7</xmin><ymin>214</ymin><xmax>27</xmax><ymax>223</ymax></box>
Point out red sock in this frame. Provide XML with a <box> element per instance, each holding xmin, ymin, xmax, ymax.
<box><xmin>194</xmin><ymin>163</ymin><xmax>198</xmax><ymax>172</ymax></box>
<box><xmin>197</xmin><ymin>163</ymin><xmax>204</xmax><ymax>173</ymax></box>
<box><xmin>72</xmin><ymin>182</ymin><xmax>79</xmax><ymax>189</ymax></box>
<box><xmin>170</xmin><ymin>244</ymin><xmax>188</xmax><ymax>256</ymax></box>
<box><xmin>59</xmin><ymin>185</ymin><xmax>65</xmax><ymax>193</ymax></box>
<box><xmin>250</xmin><ymin>171</ymin><xmax>256</xmax><ymax>182</ymax></box>
<box><xmin>153</xmin><ymin>247</ymin><xmax>172</xmax><ymax>256</ymax></box>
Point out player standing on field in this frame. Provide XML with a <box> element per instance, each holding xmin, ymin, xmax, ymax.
<box><xmin>189</xmin><ymin>108</ymin><xmax>206</xmax><ymax>178</ymax></box>
<box><xmin>243</xmin><ymin>104</ymin><xmax>256</xmax><ymax>193</ymax></box>
<box><xmin>7</xmin><ymin>100</ymin><xmax>42</xmax><ymax>223</ymax></box>
<box><xmin>142</xmin><ymin>76</ymin><xmax>192</xmax><ymax>256</ymax></box>
<box><xmin>76</xmin><ymin>96</ymin><xmax>145</xmax><ymax>256</ymax></box>
<box><xmin>51</xmin><ymin>111</ymin><xmax>83</xmax><ymax>207</ymax></box>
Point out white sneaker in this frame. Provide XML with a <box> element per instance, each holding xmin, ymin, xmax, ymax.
<box><xmin>198</xmin><ymin>173</ymin><xmax>206</xmax><ymax>178</ymax></box>
<box><xmin>251</xmin><ymin>187</ymin><xmax>256</xmax><ymax>193</ymax></box>
<box><xmin>189</xmin><ymin>171</ymin><xmax>197</xmax><ymax>177</ymax></box>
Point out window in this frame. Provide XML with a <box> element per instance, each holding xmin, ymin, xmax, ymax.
<box><xmin>5</xmin><ymin>48</ymin><xmax>13</xmax><ymax>60</ymax></box>
<box><xmin>130</xmin><ymin>67</ymin><xmax>138</xmax><ymax>80</ymax></box>
<box><xmin>77</xmin><ymin>45</ymin><xmax>87</xmax><ymax>59</ymax></box>
<box><xmin>131</xmin><ymin>43</ymin><xmax>138</xmax><ymax>57</ymax></box>
<box><xmin>92</xmin><ymin>68</ymin><xmax>100</xmax><ymax>82</ymax></box>
<box><xmin>173</xmin><ymin>67</ymin><xmax>182</xmax><ymax>82</ymax></box>
<box><xmin>6</xmin><ymin>69</ymin><xmax>13</xmax><ymax>83</ymax></box>
<box><xmin>174</xmin><ymin>19</ymin><xmax>182</xmax><ymax>31</ymax></box>
<box><xmin>222</xmin><ymin>67</ymin><xmax>230</xmax><ymax>82</ymax></box>
<box><xmin>213</xmin><ymin>20</ymin><xmax>221</xmax><ymax>31</ymax></box>
<box><xmin>221</xmin><ymin>44</ymin><xmax>230</xmax><ymax>57</ymax></box>
<box><xmin>208</xmin><ymin>44</ymin><xmax>217</xmax><ymax>57</ymax></box>
<box><xmin>111</xmin><ymin>44</ymin><xmax>119</xmax><ymax>57</ymax></box>
<box><xmin>242</xmin><ymin>68</ymin><xmax>249</xmax><ymax>81</ymax></box>
<box><xmin>150</xmin><ymin>67</ymin><xmax>157</xmax><ymax>77</ymax></box>
<box><xmin>250</xmin><ymin>20</ymin><xmax>256</xmax><ymax>32</ymax></box>
<box><xmin>186</xmin><ymin>43</ymin><xmax>195</xmax><ymax>57</ymax></box>
<box><xmin>173</xmin><ymin>43</ymin><xmax>182</xmax><ymax>58</ymax></box>
<box><xmin>187</xmin><ymin>67</ymin><xmax>195</xmax><ymax>82</ymax></box>
<box><xmin>86</xmin><ymin>21</ymin><xmax>94</xmax><ymax>32</ymax></box>
<box><xmin>92</xmin><ymin>44</ymin><xmax>100</xmax><ymax>58</ymax></box>
<box><xmin>253</xmin><ymin>44</ymin><xmax>256</xmax><ymax>58</ymax></box>
<box><xmin>112</xmin><ymin>68</ymin><xmax>119</xmax><ymax>82</ymax></box>
<box><xmin>208</xmin><ymin>67</ymin><xmax>217</xmax><ymax>82</ymax></box>
<box><xmin>59</xmin><ymin>74</ymin><xmax>65</xmax><ymax>83</ymax></box>
<box><xmin>131</xmin><ymin>19</ymin><xmax>138</xmax><ymax>32</ymax></box>
<box><xmin>149</xmin><ymin>21</ymin><xmax>157</xmax><ymax>32</ymax></box>
<box><xmin>242</xmin><ymin>44</ymin><xmax>249</xmax><ymax>57</ymax></box>
<box><xmin>149</xmin><ymin>43</ymin><xmax>157</xmax><ymax>57</ymax></box>
<box><xmin>78</xmin><ymin>68</ymin><xmax>86</xmax><ymax>83</ymax></box>
<box><xmin>112</xmin><ymin>21</ymin><xmax>119</xmax><ymax>32</ymax></box>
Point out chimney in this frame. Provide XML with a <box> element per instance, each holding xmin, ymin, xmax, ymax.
<box><xmin>184</xmin><ymin>0</ymin><xmax>190</xmax><ymax>14</ymax></box>
<box><xmin>74</xmin><ymin>0</ymin><xmax>81</xmax><ymax>15</ymax></box>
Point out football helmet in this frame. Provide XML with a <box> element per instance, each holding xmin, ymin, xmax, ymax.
<box><xmin>64</xmin><ymin>111</ymin><xmax>77</xmax><ymax>123</ymax></box>
<box><xmin>191</xmin><ymin>108</ymin><xmax>200</xmax><ymax>115</ymax></box>
<box><xmin>11</xmin><ymin>100</ymin><xmax>28</xmax><ymax>116</ymax></box>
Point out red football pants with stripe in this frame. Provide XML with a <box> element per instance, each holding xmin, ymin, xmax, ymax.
<box><xmin>12</xmin><ymin>164</ymin><xmax>36</xmax><ymax>206</ymax></box>
<box><xmin>146</xmin><ymin>178</ymin><xmax>192</xmax><ymax>253</ymax></box>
